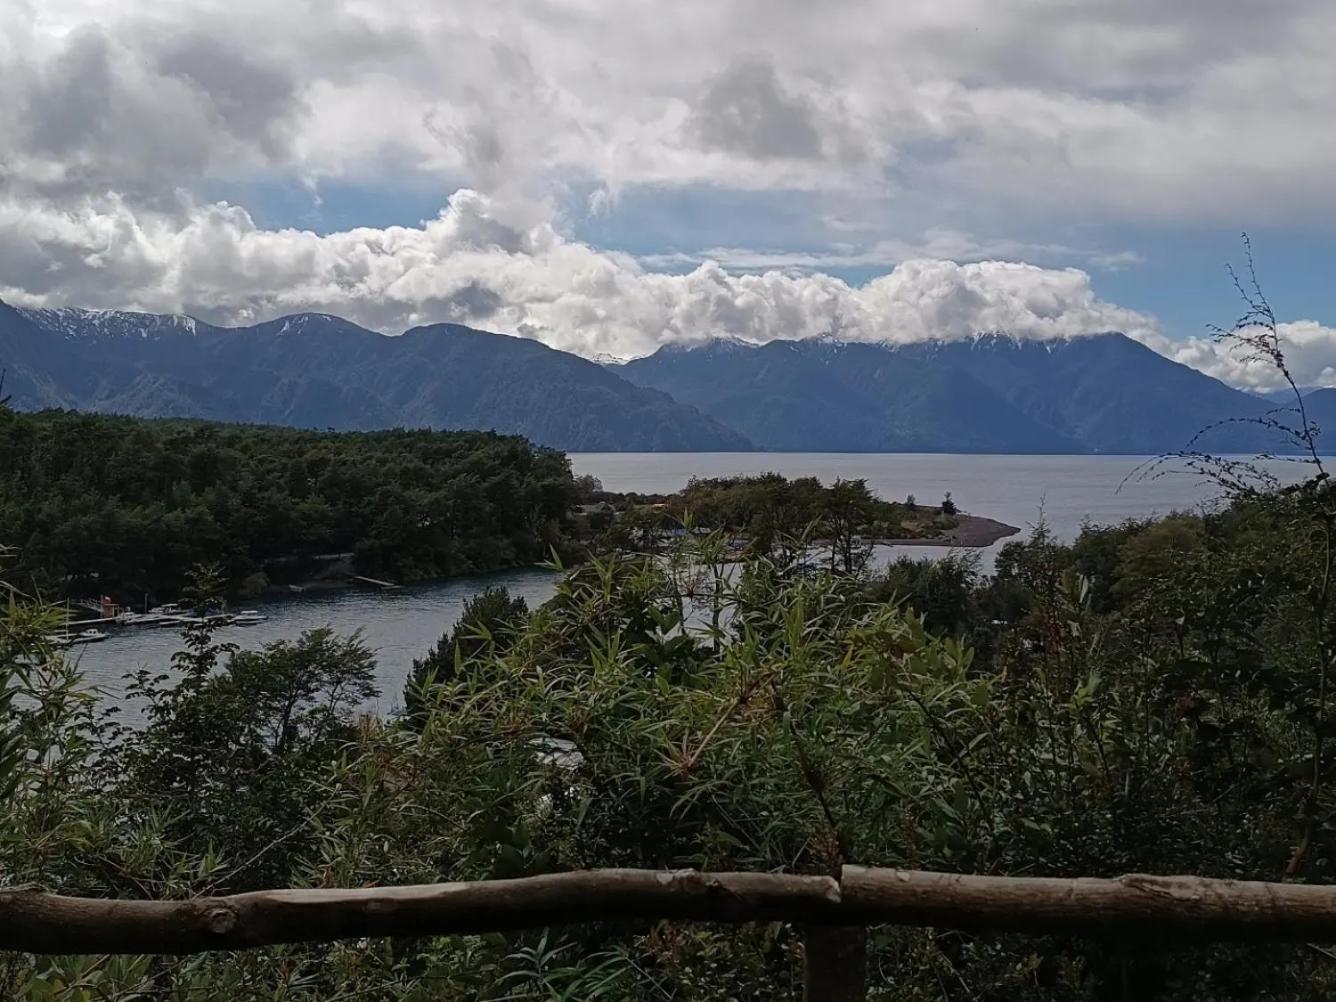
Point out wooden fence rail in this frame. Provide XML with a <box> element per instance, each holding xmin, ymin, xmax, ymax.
<box><xmin>6</xmin><ymin>866</ymin><xmax>1336</xmax><ymax>1000</ymax></box>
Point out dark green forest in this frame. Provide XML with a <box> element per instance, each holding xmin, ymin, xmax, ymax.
<box><xmin>620</xmin><ymin>473</ymin><xmax>957</xmax><ymax>539</ymax></box>
<box><xmin>0</xmin><ymin>410</ymin><xmax>579</xmax><ymax>599</ymax></box>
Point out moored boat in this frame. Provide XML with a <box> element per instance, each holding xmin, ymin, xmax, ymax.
<box><xmin>115</xmin><ymin>611</ymin><xmax>173</xmax><ymax>627</ymax></box>
<box><xmin>47</xmin><ymin>628</ymin><xmax>108</xmax><ymax>647</ymax></box>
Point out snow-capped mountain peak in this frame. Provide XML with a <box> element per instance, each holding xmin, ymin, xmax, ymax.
<box><xmin>269</xmin><ymin>312</ymin><xmax>344</xmax><ymax>336</ymax></box>
<box><xmin>18</xmin><ymin>306</ymin><xmax>199</xmax><ymax>341</ymax></box>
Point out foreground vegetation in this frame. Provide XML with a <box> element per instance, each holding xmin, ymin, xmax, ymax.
<box><xmin>0</xmin><ymin>410</ymin><xmax>579</xmax><ymax>599</ymax></box>
<box><xmin>4</xmin><ymin>262</ymin><xmax>1333</xmax><ymax>998</ymax></box>
<box><xmin>4</xmin><ymin>450</ymin><xmax>1336</xmax><ymax>999</ymax></box>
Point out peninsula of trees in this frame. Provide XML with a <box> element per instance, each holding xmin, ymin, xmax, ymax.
<box><xmin>586</xmin><ymin>473</ymin><xmax>1017</xmax><ymax>572</ymax></box>
<box><xmin>0</xmin><ymin>409</ymin><xmax>579</xmax><ymax>600</ymax></box>
<box><xmin>0</xmin><ymin>409</ymin><xmax>1016</xmax><ymax>604</ymax></box>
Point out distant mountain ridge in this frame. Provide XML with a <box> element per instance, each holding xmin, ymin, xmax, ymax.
<box><xmin>619</xmin><ymin>332</ymin><xmax>1316</xmax><ymax>455</ymax></box>
<box><xmin>619</xmin><ymin>337</ymin><xmax>1081</xmax><ymax>453</ymax></box>
<box><xmin>20</xmin><ymin>306</ymin><xmax>205</xmax><ymax>340</ymax></box>
<box><xmin>0</xmin><ymin>303</ymin><xmax>750</xmax><ymax>452</ymax></box>
<box><xmin>0</xmin><ymin>300</ymin><xmax>1322</xmax><ymax>454</ymax></box>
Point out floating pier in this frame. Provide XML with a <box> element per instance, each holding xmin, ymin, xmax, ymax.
<box><xmin>350</xmin><ymin>575</ymin><xmax>402</xmax><ymax>591</ymax></box>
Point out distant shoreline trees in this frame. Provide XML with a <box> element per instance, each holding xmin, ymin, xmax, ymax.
<box><xmin>0</xmin><ymin>409</ymin><xmax>580</xmax><ymax>601</ymax></box>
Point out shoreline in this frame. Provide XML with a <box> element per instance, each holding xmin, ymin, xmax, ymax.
<box><xmin>146</xmin><ymin>511</ymin><xmax>1022</xmax><ymax>609</ymax></box>
<box><xmin>880</xmin><ymin>514</ymin><xmax>1020</xmax><ymax>549</ymax></box>
<box><xmin>266</xmin><ymin>560</ymin><xmax>558</xmax><ymax>599</ymax></box>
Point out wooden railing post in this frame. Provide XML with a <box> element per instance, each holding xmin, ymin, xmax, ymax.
<box><xmin>802</xmin><ymin>924</ymin><xmax>867</xmax><ymax>1001</ymax></box>
<box><xmin>13</xmin><ymin>867</ymin><xmax>1336</xmax><ymax>958</ymax></box>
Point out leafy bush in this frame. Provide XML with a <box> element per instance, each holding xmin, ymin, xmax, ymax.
<box><xmin>3</xmin><ymin>499</ymin><xmax>1336</xmax><ymax>998</ymax></box>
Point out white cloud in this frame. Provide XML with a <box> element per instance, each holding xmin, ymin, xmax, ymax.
<box><xmin>638</xmin><ymin>230</ymin><xmax>1142</xmax><ymax>273</ymax></box>
<box><xmin>858</xmin><ymin>260</ymin><xmax>1158</xmax><ymax>344</ymax></box>
<box><xmin>0</xmin><ymin>188</ymin><xmax>1159</xmax><ymax>360</ymax></box>
<box><xmin>1162</xmin><ymin>322</ymin><xmax>1336</xmax><ymax>393</ymax></box>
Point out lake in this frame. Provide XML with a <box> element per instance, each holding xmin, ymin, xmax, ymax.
<box><xmin>570</xmin><ymin>452</ymin><xmax>1255</xmax><ymax>542</ymax></box>
<box><xmin>70</xmin><ymin>568</ymin><xmax>559</xmax><ymax>717</ymax></box>
<box><xmin>68</xmin><ymin>452</ymin><xmax>1292</xmax><ymax>715</ymax></box>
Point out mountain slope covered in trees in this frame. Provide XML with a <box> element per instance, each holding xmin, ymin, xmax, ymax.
<box><xmin>3</xmin><ymin>300</ymin><xmax>1320</xmax><ymax>454</ymax></box>
<box><xmin>617</xmin><ymin>338</ymin><xmax>1082</xmax><ymax>452</ymax></box>
<box><xmin>0</xmin><ymin>304</ymin><xmax>751</xmax><ymax>452</ymax></box>
<box><xmin>619</xmin><ymin>333</ymin><xmax>1303</xmax><ymax>454</ymax></box>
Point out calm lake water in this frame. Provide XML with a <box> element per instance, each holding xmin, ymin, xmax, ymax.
<box><xmin>71</xmin><ymin>568</ymin><xmax>559</xmax><ymax>716</ymax></box>
<box><xmin>70</xmin><ymin>452</ymin><xmax>1301</xmax><ymax>715</ymax></box>
<box><xmin>570</xmin><ymin>452</ymin><xmax>1257</xmax><ymax>542</ymax></box>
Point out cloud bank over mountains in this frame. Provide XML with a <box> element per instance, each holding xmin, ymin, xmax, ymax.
<box><xmin>0</xmin><ymin>188</ymin><xmax>1159</xmax><ymax>355</ymax></box>
<box><xmin>3</xmin><ymin>186</ymin><xmax>1334</xmax><ymax>392</ymax></box>
<box><xmin>3</xmin><ymin>0</ymin><xmax>1335</xmax><ymax>392</ymax></box>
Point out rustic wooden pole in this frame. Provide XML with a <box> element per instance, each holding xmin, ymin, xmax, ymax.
<box><xmin>802</xmin><ymin>925</ymin><xmax>867</xmax><ymax>1002</ymax></box>
<box><xmin>0</xmin><ymin>870</ymin><xmax>842</xmax><ymax>955</ymax></box>
<box><xmin>837</xmin><ymin>866</ymin><xmax>1336</xmax><ymax>942</ymax></box>
<box><xmin>8</xmin><ymin>867</ymin><xmax>1336</xmax><ymax>956</ymax></box>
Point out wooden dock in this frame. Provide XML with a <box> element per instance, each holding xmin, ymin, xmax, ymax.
<box><xmin>350</xmin><ymin>575</ymin><xmax>401</xmax><ymax>591</ymax></box>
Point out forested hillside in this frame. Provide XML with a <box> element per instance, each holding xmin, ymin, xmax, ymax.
<box><xmin>7</xmin><ymin>299</ymin><xmax>1328</xmax><ymax>455</ymax></box>
<box><xmin>619</xmin><ymin>333</ymin><xmax>1303</xmax><ymax>454</ymax></box>
<box><xmin>0</xmin><ymin>303</ymin><xmax>751</xmax><ymax>451</ymax></box>
<box><xmin>0</xmin><ymin>409</ymin><xmax>578</xmax><ymax>598</ymax></box>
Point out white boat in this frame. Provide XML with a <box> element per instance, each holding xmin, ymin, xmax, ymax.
<box><xmin>46</xmin><ymin>629</ymin><xmax>107</xmax><ymax>647</ymax></box>
<box><xmin>146</xmin><ymin>603</ymin><xmax>230</xmax><ymax>627</ymax></box>
<box><xmin>115</xmin><ymin>611</ymin><xmax>171</xmax><ymax>627</ymax></box>
<box><xmin>231</xmin><ymin>610</ymin><xmax>268</xmax><ymax>626</ymax></box>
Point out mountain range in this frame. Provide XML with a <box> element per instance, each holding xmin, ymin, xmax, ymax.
<box><xmin>0</xmin><ymin>301</ymin><xmax>1326</xmax><ymax>455</ymax></box>
<box><xmin>619</xmin><ymin>333</ymin><xmax>1316</xmax><ymax>455</ymax></box>
<box><xmin>0</xmin><ymin>303</ymin><xmax>748</xmax><ymax>451</ymax></box>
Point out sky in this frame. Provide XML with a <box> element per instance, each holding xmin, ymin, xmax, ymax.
<box><xmin>3</xmin><ymin>0</ymin><xmax>1335</xmax><ymax>391</ymax></box>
